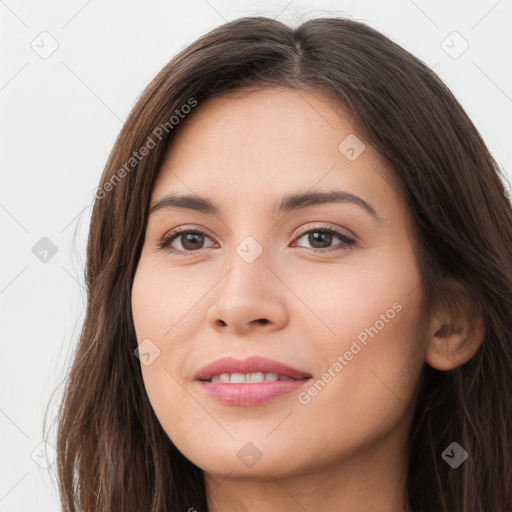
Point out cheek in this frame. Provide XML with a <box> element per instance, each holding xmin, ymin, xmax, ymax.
<box><xmin>131</xmin><ymin>262</ymin><xmax>160</xmax><ymax>340</ymax></box>
<box><xmin>131</xmin><ymin>261</ymin><xmax>207</xmax><ymax>448</ymax></box>
<box><xmin>280</xmin><ymin>245</ymin><xmax>422</xmax><ymax>355</ymax></box>
<box><xmin>296</xmin><ymin>277</ymin><xmax>425</xmax><ymax>447</ymax></box>
<box><xmin>131</xmin><ymin>259</ymin><xmax>198</xmax><ymax>341</ymax></box>
<box><xmin>289</xmin><ymin>250</ymin><xmax>425</xmax><ymax>428</ymax></box>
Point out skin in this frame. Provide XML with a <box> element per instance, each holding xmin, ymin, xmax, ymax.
<box><xmin>131</xmin><ymin>87</ymin><xmax>484</xmax><ymax>512</ymax></box>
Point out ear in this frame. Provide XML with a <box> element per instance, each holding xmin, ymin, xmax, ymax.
<box><xmin>425</xmin><ymin>279</ymin><xmax>485</xmax><ymax>371</ymax></box>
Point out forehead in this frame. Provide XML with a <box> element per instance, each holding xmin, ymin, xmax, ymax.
<box><xmin>151</xmin><ymin>87</ymin><xmax>399</xmax><ymax>215</ymax></box>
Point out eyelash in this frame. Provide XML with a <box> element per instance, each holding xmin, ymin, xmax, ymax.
<box><xmin>157</xmin><ymin>225</ymin><xmax>356</xmax><ymax>256</ymax></box>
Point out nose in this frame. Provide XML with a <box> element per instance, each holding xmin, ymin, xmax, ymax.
<box><xmin>206</xmin><ymin>249</ymin><xmax>288</xmax><ymax>335</ymax></box>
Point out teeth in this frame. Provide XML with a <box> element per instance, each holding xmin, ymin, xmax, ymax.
<box><xmin>210</xmin><ymin>372</ymin><xmax>296</xmax><ymax>383</ymax></box>
<box><xmin>247</xmin><ymin>372</ymin><xmax>265</xmax><ymax>382</ymax></box>
<box><xmin>230</xmin><ymin>372</ymin><xmax>247</xmax><ymax>383</ymax></box>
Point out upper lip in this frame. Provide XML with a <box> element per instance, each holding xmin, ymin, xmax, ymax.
<box><xmin>195</xmin><ymin>356</ymin><xmax>312</xmax><ymax>381</ymax></box>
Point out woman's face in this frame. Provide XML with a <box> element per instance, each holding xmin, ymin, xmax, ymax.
<box><xmin>131</xmin><ymin>87</ymin><xmax>427</xmax><ymax>480</ymax></box>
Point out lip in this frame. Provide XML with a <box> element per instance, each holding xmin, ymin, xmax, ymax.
<box><xmin>195</xmin><ymin>356</ymin><xmax>312</xmax><ymax>406</ymax></box>
<box><xmin>195</xmin><ymin>356</ymin><xmax>312</xmax><ymax>381</ymax></box>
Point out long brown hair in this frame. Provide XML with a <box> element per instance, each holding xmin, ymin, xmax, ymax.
<box><xmin>46</xmin><ymin>15</ymin><xmax>512</xmax><ymax>511</ymax></box>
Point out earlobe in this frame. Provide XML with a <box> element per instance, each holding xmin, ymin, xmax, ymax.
<box><xmin>425</xmin><ymin>287</ymin><xmax>485</xmax><ymax>371</ymax></box>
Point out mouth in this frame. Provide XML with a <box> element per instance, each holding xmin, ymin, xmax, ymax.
<box><xmin>195</xmin><ymin>356</ymin><xmax>312</xmax><ymax>406</ymax></box>
<box><xmin>195</xmin><ymin>355</ymin><xmax>312</xmax><ymax>382</ymax></box>
<box><xmin>205</xmin><ymin>372</ymin><xmax>300</xmax><ymax>383</ymax></box>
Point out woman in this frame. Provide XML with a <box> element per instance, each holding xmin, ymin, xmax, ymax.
<box><xmin>51</xmin><ymin>15</ymin><xmax>512</xmax><ymax>512</ymax></box>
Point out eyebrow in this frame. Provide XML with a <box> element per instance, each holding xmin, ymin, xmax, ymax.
<box><xmin>149</xmin><ymin>190</ymin><xmax>380</xmax><ymax>220</ymax></box>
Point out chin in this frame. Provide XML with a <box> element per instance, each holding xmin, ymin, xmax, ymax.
<box><xmin>173</xmin><ymin>438</ymin><xmax>307</xmax><ymax>479</ymax></box>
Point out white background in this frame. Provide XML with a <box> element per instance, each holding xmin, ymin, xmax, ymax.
<box><xmin>1</xmin><ymin>0</ymin><xmax>511</xmax><ymax>510</ymax></box>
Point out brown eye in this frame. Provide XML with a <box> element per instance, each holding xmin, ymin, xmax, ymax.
<box><xmin>293</xmin><ymin>226</ymin><xmax>356</xmax><ymax>252</ymax></box>
<box><xmin>160</xmin><ymin>229</ymin><xmax>216</xmax><ymax>254</ymax></box>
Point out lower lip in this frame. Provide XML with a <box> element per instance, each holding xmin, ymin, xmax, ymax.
<box><xmin>197</xmin><ymin>378</ymin><xmax>311</xmax><ymax>406</ymax></box>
